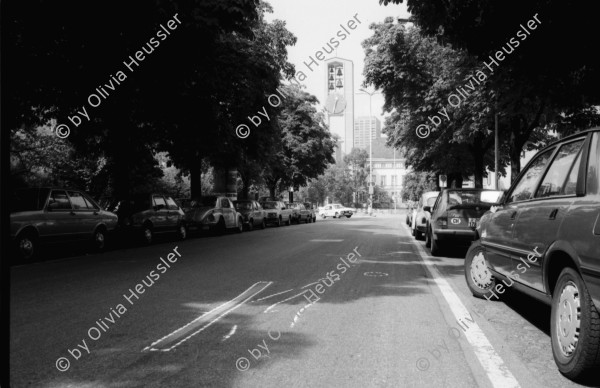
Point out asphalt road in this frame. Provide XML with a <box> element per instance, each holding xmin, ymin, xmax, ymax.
<box><xmin>10</xmin><ymin>212</ymin><xmax>599</xmax><ymax>387</ymax></box>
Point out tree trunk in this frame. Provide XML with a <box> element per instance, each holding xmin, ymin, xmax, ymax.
<box><xmin>190</xmin><ymin>154</ymin><xmax>202</xmax><ymax>199</ymax></box>
<box><xmin>472</xmin><ymin>135</ymin><xmax>484</xmax><ymax>189</ymax></box>
<box><xmin>509</xmin><ymin>147</ymin><xmax>522</xmax><ymax>183</ymax></box>
<box><xmin>447</xmin><ymin>172</ymin><xmax>463</xmax><ymax>188</ymax></box>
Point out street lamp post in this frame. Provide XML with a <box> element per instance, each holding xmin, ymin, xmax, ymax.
<box><xmin>359</xmin><ymin>88</ymin><xmax>377</xmax><ymax>216</ymax></box>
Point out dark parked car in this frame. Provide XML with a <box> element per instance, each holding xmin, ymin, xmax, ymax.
<box><xmin>107</xmin><ymin>193</ymin><xmax>187</xmax><ymax>244</ymax></box>
<box><xmin>286</xmin><ymin>202</ymin><xmax>312</xmax><ymax>224</ymax></box>
<box><xmin>303</xmin><ymin>202</ymin><xmax>317</xmax><ymax>222</ymax></box>
<box><xmin>234</xmin><ymin>200</ymin><xmax>266</xmax><ymax>230</ymax></box>
<box><xmin>424</xmin><ymin>189</ymin><xmax>503</xmax><ymax>256</ymax></box>
<box><xmin>464</xmin><ymin>128</ymin><xmax>600</xmax><ymax>382</ymax></box>
<box><xmin>10</xmin><ymin>187</ymin><xmax>118</xmax><ymax>260</ymax></box>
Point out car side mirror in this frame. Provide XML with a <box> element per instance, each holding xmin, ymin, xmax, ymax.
<box><xmin>423</xmin><ymin>206</ymin><xmax>431</xmax><ymax>213</ymax></box>
<box><xmin>281</xmin><ymin>207</ymin><xmax>286</xmax><ymax>211</ymax></box>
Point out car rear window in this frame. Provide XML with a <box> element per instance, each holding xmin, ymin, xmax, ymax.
<box><xmin>235</xmin><ymin>201</ymin><xmax>252</xmax><ymax>210</ymax></box>
<box><xmin>262</xmin><ymin>202</ymin><xmax>277</xmax><ymax>209</ymax></box>
<box><xmin>447</xmin><ymin>190</ymin><xmax>503</xmax><ymax>206</ymax></box>
<box><xmin>12</xmin><ymin>188</ymin><xmax>50</xmax><ymax>212</ymax></box>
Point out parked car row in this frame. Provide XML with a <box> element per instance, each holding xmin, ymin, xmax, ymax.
<box><xmin>10</xmin><ymin>190</ymin><xmax>318</xmax><ymax>262</ymax></box>
<box><xmin>404</xmin><ymin>128</ymin><xmax>600</xmax><ymax>382</ymax></box>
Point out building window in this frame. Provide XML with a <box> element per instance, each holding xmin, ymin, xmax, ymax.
<box><xmin>391</xmin><ymin>175</ymin><xmax>397</xmax><ymax>186</ymax></box>
<box><xmin>380</xmin><ymin>175</ymin><xmax>386</xmax><ymax>186</ymax></box>
<box><xmin>374</xmin><ymin>163</ymin><xmax>381</xmax><ymax>168</ymax></box>
<box><xmin>385</xmin><ymin>163</ymin><xmax>392</xmax><ymax>168</ymax></box>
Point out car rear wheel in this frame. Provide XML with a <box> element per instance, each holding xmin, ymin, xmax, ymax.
<box><xmin>261</xmin><ymin>218</ymin><xmax>266</xmax><ymax>229</ymax></box>
<box><xmin>277</xmin><ymin>216</ymin><xmax>282</xmax><ymax>227</ymax></box>
<box><xmin>334</xmin><ymin>212</ymin><xmax>339</xmax><ymax>218</ymax></box>
<box><xmin>92</xmin><ymin>227</ymin><xmax>107</xmax><ymax>252</ymax></box>
<box><xmin>142</xmin><ymin>224</ymin><xmax>153</xmax><ymax>245</ymax></box>
<box><xmin>425</xmin><ymin>226</ymin><xmax>431</xmax><ymax>248</ymax></box>
<box><xmin>248</xmin><ymin>219</ymin><xmax>254</xmax><ymax>231</ymax></box>
<box><xmin>236</xmin><ymin>217</ymin><xmax>243</xmax><ymax>233</ymax></box>
<box><xmin>346</xmin><ymin>215</ymin><xmax>351</xmax><ymax>218</ymax></box>
<box><xmin>430</xmin><ymin>232</ymin><xmax>443</xmax><ymax>256</ymax></box>
<box><xmin>551</xmin><ymin>267</ymin><xmax>600</xmax><ymax>381</ymax></box>
<box><xmin>464</xmin><ymin>241</ymin><xmax>498</xmax><ymax>299</ymax></box>
<box><xmin>16</xmin><ymin>231</ymin><xmax>37</xmax><ymax>261</ymax></box>
<box><xmin>177</xmin><ymin>224</ymin><xmax>187</xmax><ymax>240</ymax></box>
<box><xmin>286</xmin><ymin>216</ymin><xmax>291</xmax><ymax>226</ymax></box>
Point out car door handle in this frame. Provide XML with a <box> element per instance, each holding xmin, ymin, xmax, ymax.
<box><xmin>548</xmin><ymin>208</ymin><xmax>558</xmax><ymax>220</ymax></box>
<box><xmin>510</xmin><ymin>211</ymin><xmax>518</xmax><ymax>220</ymax></box>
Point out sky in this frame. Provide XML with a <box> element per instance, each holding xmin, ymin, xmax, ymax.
<box><xmin>265</xmin><ymin>0</ymin><xmax>410</xmax><ymax>123</ymax></box>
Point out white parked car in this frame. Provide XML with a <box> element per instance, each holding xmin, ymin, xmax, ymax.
<box><xmin>411</xmin><ymin>191</ymin><xmax>440</xmax><ymax>239</ymax></box>
<box><xmin>320</xmin><ymin>204</ymin><xmax>353</xmax><ymax>218</ymax></box>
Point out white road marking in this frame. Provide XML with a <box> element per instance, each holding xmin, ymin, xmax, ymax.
<box><xmin>255</xmin><ymin>288</ymin><xmax>294</xmax><ymax>302</ymax></box>
<box><xmin>222</xmin><ymin>325</ymin><xmax>237</xmax><ymax>341</ymax></box>
<box><xmin>290</xmin><ymin>302</ymin><xmax>316</xmax><ymax>328</ymax></box>
<box><xmin>309</xmin><ymin>239</ymin><xmax>344</xmax><ymax>242</ymax></box>
<box><xmin>263</xmin><ymin>291</ymin><xmax>308</xmax><ymax>313</ymax></box>
<box><xmin>402</xmin><ymin>224</ymin><xmax>521</xmax><ymax>388</ymax></box>
<box><xmin>143</xmin><ymin>281</ymin><xmax>272</xmax><ymax>352</ymax></box>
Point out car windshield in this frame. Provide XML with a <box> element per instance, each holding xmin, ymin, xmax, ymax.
<box><xmin>447</xmin><ymin>190</ymin><xmax>503</xmax><ymax>206</ymax></box>
<box><xmin>234</xmin><ymin>201</ymin><xmax>252</xmax><ymax>210</ymax></box>
<box><xmin>12</xmin><ymin>188</ymin><xmax>50</xmax><ymax>212</ymax></box>
<box><xmin>262</xmin><ymin>201</ymin><xmax>278</xmax><ymax>209</ymax></box>
<box><xmin>197</xmin><ymin>197</ymin><xmax>217</xmax><ymax>207</ymax></box>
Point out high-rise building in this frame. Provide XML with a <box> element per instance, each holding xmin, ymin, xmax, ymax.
<box><xmin>324</xmin><ymin>57</ymin><xmax>354</xmax><ymax>160</ymax></box>
<box><xmin>354</xmin><ymin>116</ymin><xmax>381</xmax><ymax>149</ymax></box>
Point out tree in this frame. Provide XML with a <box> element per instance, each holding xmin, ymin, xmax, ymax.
<box><xmin>363</xmin><ymin>19</ymin><xmax>500</xmax><ymax>187</ymax></box>
<box><xmin>6</xmin><ymin>0</ymin><xmax>289</xmax><ymax>198</ymax></box>
<box><xmin>262</xmin><ymin>85</ymin><xmax>336</xmax><ymax>198</ymax></box>
<box><xmin>379</xmin><ymin>0</ymin><xmax>600</xmax><ymax>178</ymax></box>
<box><xmin>401</xmin><ymin>172</ymin><xmax>437</xmax><ymax>201</ymax></box>
<box><xmin>343</xmin><ymin>148</ymin><xmax>369</xmax><ymax>202</ymax></box>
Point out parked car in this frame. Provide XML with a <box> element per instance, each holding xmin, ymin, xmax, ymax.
<box><xmin>260</xmin><ymin>200</ymin><xmax>294</xmax><ymax>226</ymax></box>
<box><xmin>424</xmin><ymin>189</ymin><xmax>503</xmax><ymax>256</ymax></box>
<box><xmin>303</xmin><ymin>202</ymin><xmax>317</xmax><ymax>222</ymax></box>
<box><xmin>411</xmin><ymin>191</ymin><xmax>440</xmax><ymax>240</ymax></box>
<box><xmin>320</xmin><ymin>204</ymin><xmax>354</xmax><ymax>218</ymax></box>
<box><xmin>464</xmin><ymin>128</ymin><xmax>600</xmax><ymax>382</ymax></box>
<box><xmin>233</xmin><ymin>200</ymin><xmax>266</xmax><ymax>230</ymax></box>
<box><xmin>10</xmin><ymin>187</ymin><xmax>118</xmax><ymax>260</ymax></box>
<box><xmin>181</xmin><ymin>196</ymin><xmax>243</xmax><ymax>234</ymax></box>
<box><xmin>286</xmin><ymin>202</ymin><xmax>312</xmax><ymax>224</ymax></box>
<box><xmin>107</xmin><ymin>193</ymin><xmax>187</xmax><ymax>244</ymax></box>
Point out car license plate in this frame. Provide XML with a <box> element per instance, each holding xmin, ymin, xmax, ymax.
<box><xmin>468</xmin><ymin>218</ymin><xmax>479</xmax><ymax>228</ymax></box>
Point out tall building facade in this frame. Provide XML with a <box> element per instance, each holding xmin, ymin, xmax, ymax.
<box><xmin>354</xmin><ymin>116</ymin><xmax>381</xmax><ymax>149</ymax></box>
<box><xmin>324</xmin><ymin>57</ymin><xmax>354</xmax><ymax>160</ymax></box>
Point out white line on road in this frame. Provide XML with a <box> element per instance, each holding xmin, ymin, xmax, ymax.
<box><xmin>403</xmin><ymin>224</ymin><xmax>521</xmax><ymax>388</ymax></box>
<box><xmin>143</xmin><ymin>281</ymin><xmax>272</xmax><ymax>352</ymax></box>
<box><xmin>222</xmin><ymin>325</ymin><xmax>237</xmax><ymax>341</ymax></box>
<box><xmin>263</xmin><ymin>291</ymin><xmax>308</xmax><ymax>313</ymax></box>
<box><xmin>255</xmin><ymin>288</ymin><xmax>294</xmax><ymax>302</ymax></box>
<box><xmin>309</xmin><ymin>239</ymin><xmax>344</xmax><ymax>242</ymax></box>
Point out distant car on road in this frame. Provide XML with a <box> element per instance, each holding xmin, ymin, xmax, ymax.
<box><xmin>424</xmin><ymin>189</ymin><xmax>503</xmax><ymax>256</ymax></box>
<box><xmin>180</xmin><ymin>196</ymin><xmax>243</xmax><ymax>235</ymax></box>
<box><xmin>107</xmin><ymin>193</ymin><xmax>187</xmax><ymax>244</ymax></box>
<box><xmin>233</xmin><ymin>200</ymin><xmax>266</xmax><ymax>231</ymax></box>
<box><xmin>411</xmin><ymin>191</ymin><xmax>440</xmax><ymax>240</ymax></box>
<box><xmin>464</xmin><ymin>128</ymin><xmax>600</xmax><ymax>381</ymax></box>
<box><xmin>286</xmin><ymin>202</ymin><xmax>312</xmax><ymax>223</ymax></box>
<box><xmin>303</xmin><ymin>202</ymin><xmax>317</xmax><ymax>222</ymax></box>
<box><xmin>10</xmin><ymin>187</ymin><xmax>118</xmax><ymax>260</ymax></box>
<box><xmin>320</xmin><ymin>204</ymin><xmax>353</xmax><ymax>218</ymax></box>
<box><xmin>260</xmin><ymin>200</ymin><xmax>293</xmax><ymax>226</ymax></box>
